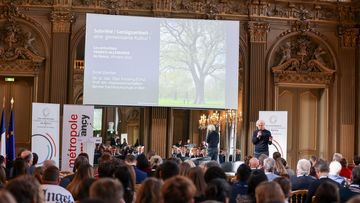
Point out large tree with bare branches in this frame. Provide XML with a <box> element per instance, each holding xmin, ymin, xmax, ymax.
<box><xmin>160</xmin><ymin>19</ymin><xmax>226</xmax><ymax>105</ymax></box>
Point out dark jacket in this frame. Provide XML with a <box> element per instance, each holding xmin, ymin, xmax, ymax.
<box><xmin>207</xmin><ymin>131</ymin><xmax>219</xmax><ymax>148</ymax></box>
<box><xmin>252</xmin><ymin>129</ymin><xmax>272</xmax><ymax>153</ymax></box>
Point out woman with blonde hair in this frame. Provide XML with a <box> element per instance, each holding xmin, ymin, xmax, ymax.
<box><xmin>135</xmin><ymin>177</ymin><xmax>162</xmax><ymax>203</ymax></box>
<box><xmin>67</xmin><ymin>163</ymin><xmax>93</xmax><ymax>200</ymax></box>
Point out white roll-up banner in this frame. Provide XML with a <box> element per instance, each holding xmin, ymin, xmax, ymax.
<box><xmin>31</xmin><ymin>103</ymin><xmax>60</xmax><ymax>167</ymax></box>
<box><xmin>259</xmin><ymin>111</ymin><xmax>288</xmax><ymax>160</ymax></box>
<box><xmin>61</xmin><ymin>105</ymin><xmax>94</xmax><ymax>172</ymax></box>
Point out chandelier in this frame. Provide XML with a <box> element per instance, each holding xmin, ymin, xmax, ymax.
<box><xmin>198</xmin><ymin>111</ymin><xmax>221</xmax><ymax>130</ymax></box>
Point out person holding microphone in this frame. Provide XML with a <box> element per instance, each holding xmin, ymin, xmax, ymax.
<box><xmin>252</xmin><ymin>120</ymin><xmax>272</xmax><ymax>158</ymax></box>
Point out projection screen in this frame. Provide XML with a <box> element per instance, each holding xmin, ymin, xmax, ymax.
<box><xmin>84</xmin><ymin>13</ymin><xmax>239</xmax><ymax>109</ymax></box>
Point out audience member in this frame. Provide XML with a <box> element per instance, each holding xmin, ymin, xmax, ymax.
<box><xmin>6</xmin><ymin>175</ymin><xmax>43</xmax><ymax>203</ymax></box>
<box><xmin>263</xmin><ymin>157</ymin><xmax>279</xmax><ymax>181</ymax></box>
<box><xmin>273</xmin><ymin>176</ymin><xmax>292</xmax><ymax>199</ymax></box>
<box><xmin>205</xmin><ymin>178</ymin><xmax>231</xmax><ymax>202</ymax></box>
<box><xmin>188</xmin><ymin>167</ymin><xmax>207</xmax><ymax>203</ymax></box>
<box><xmin>60</xmin><ymin>155</ymin><xmax>89</xmax><ymax>188</ymax></box>
<box><xmin>125</xmin><ymin>154</ymin><xmax>147</xmax><ymax>184</ymax></box>
<box><xmin>249</xmin><ymin>157</ymin><xmax>260</xmax><ymax>170</ymax></box>
<box><xmin>305</xmin><ymin>159</ymin><xmax>340</xmax><ymax>203</ymax></box>
<box><xmin>339</xmin><ymin>158</ymin><xmax>352</xmax><ymax>180</ymax></box>
<box><xmin>161</xmin><ymin>175</ymin><xmax>196</xmax><ymax>203</ymax></box>
<box><xmin>67</xmin><ymin>163</ymin><xmax>93</xmax><ymax>200</ymax></box>
<box><xmin>158</xmin><ymin>160</ymin><xmax>179</xmax><ymax>180</ymax></box>
<box><xmin>90</xmin><ymin>178</ymin><xmax>124</xmax><ymax>202</ymax></box>
<box><xmin>41</xmin><ymin>165</ymin><xmax>75</xmax><ymax>203</ymax></box>
<box><xmin>290</xmin><ymin>159</ymin><xmax>316</xmax><ymax>190</ymax></box>
<box><xmin>246</xmin><ymin>169</ymin><xmax>268</xmax><ymax>202</ymax></box>
<box><xmin>230</xmin><ymin>163</ymin><xmax>251</xmax><ymax>203</ymax></box>
<box><xmin>114</xmin><ymin>165</ymin><xmax>135</xmax><ymax>203</ymax></box>
<box><xmin>0</xmin><ymin>190</ymin><xmax>16</xmax><ymax>203</ymax></box>
<box><xmin>255</xmin><ymin>181</ymin><xmax>286</xmax><ymax>203</ymax></box>
<box><xmin>179</xmin><ymin>162</ymin><xmax>191</xmax><ymax>176</ymax></box>
<box><xmin>77</xmin><ymin>178</ymin><xmax>96</xmax><ymax>202</ymax></box>
<box><xmin>333</xmin><ymin>152</ymin><xmax>343</xmax><ymax>162</ymax></box>
<box><xmin>339</xmin><ymin>166</ymin><xmax>360</xmax><ymax>202</ymax></box>
<box><xmin>314</xmin><ymin>181</ymin><xmax>340</xmax><ymax>203</ymax></box>
<box><xmin>135</xmin><ymin>177</ymin><xmax>162</xmax><ymax>203</ymax></box>
<box><xmin>329</xmin><ymin>160</ymin><xmax>346</xmax><ymax>185</ymax></box>
<box><xmin>204</xmin><ymin>166</ymin><xmax>226</xmax><ymax>184</ymax></box>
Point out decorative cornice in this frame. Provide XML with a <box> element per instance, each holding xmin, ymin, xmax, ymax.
<box><xmin>248</xmin><ymin>22</ymin><xmax>270</xmax><ymax>43</ymax></box>
<box><xmin>50</xmin><ymin>8</ymin><xmax>74</xmax><ymax>33</ymax></box>
<box><xmin>0</xmin><ymin>3</ymin><xmax>41</xmax><ymax>26</ymax></box>
<box><xmin>272</xmin><ymin>59</ymin><xmax>335</xmax><ymax>85</ymax></box>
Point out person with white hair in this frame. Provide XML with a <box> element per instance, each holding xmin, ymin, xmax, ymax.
<box><xmin>206</xmin><ymin>124</ymin><xmax>219</xmax><ymax>161</ymax></box>
<box><xmin>332</xmin><ymin>152</ymin><xmax>343</xmax><ymax>162</ymax></box>
<box><xmin>263</xmin><ymin>157</ymin><xmax>279</xmax><ymax>181</ymax></box>
<box><xmin>290</xmin><ymin>159</ymin><xmax>316</xmax><ymax>190</ymax></box>
<box><xmin>329</xmin><ymin>160</ymin><xmax>346</xmax><ymax>186</ymax></box>
<box><xmin>252</xmin><ymin>120</ymin><xmax>272</xmax><ymax>158</ymax></box>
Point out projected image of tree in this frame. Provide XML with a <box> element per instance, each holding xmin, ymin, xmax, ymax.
<box><xmin>159</xmin><ymin>19</ymin><xmax>226</xmax><ymax>107</ymax></box>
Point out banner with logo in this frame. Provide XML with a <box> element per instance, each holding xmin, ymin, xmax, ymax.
<box><xmin>61</xmin><ymin>105</ymin><xmax>94</xmax><ymax>171</ymax></box>
<box><xmin>31</xmin><ymin>103</ymin><xmax>60</xmax><ymax>166</ymax></box>
<box><xmin>259</xmin><ymin>111</ymin><xmax>288</xmax><ymax>160</ymax></box>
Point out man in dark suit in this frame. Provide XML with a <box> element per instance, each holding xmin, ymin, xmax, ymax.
<box><xmin>290</xmin><ymin>159</ymin><xmax>316</xmax><ymax>190</ymax></box>
<box><xmin>305</xmin><ymin>159</ymin><xmax>340</xmax><ymax>203</ymax></box>
<box><xmin>339</xmin><ymin>166</ymin><xmax>360</xmax><ymax>202</ymax></box>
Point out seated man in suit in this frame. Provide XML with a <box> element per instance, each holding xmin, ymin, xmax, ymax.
<box><xmin>290</xmin><ymin>159</ymin><xmax>316</xmax><ymax>190</ymax></box>
<box><xmin>339</xmin><ymin>166</ymin><xmax>360</xmax><ymax>202</ymax></box>
<box><xmin>305</xmin><ymin>159</ymin><xmax>340</xmax><ymax>203</ymax></box>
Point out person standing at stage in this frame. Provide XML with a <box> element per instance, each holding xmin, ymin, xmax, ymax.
<box><xmin>206</xmin><ymin>124</ymin><xmax>219</xmax><ymax>161</ymax></box>
<box><xmin>252</xmin><ymin>120</ymin><xmax>272</xmax><ymax>158</ymax></box>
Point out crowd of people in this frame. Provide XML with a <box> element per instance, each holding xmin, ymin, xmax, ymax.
<box><xmin>0</xmin><ymin>144</ymin><xmax>359</xmax><ymax>203</ymax></box>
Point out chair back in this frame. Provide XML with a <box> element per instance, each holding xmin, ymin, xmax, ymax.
<box><xmin>289</xmin><ymin>189</ymin><xmax>308</xmax><ymax>203</ymax></box>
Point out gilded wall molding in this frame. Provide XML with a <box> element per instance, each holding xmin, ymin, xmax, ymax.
<box><xmin>271</xmin><ymin>35</ymin><xmax>336</xmax><ymax>85</ymax></box>
<box><xmin>50</xmin><ymin>8</ymin><xmax>74</xmax><ymax>33</ymax></box>
<box><xmin>1</xmin><ymin>1</ymin><xmax>356</xmax><ymax>24</ymax></box>
<box><xmin>338</xmin><ymin>26</ymin><xmax>359</xmax><ymax>48</ymax></box>
<box><xmin>248</xmin><ymin>21</ymin><xmax>270</xmax><ymax>43</ymax></box>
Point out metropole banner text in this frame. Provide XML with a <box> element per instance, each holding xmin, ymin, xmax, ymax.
<box><xmin>259</xmin><ymin>111</ymin><xmax>288</xmax><ymax>160</ymax></box>
<box><xmin>61</xmin><ymin>105</ymin><xmax>94</xmax><ymax>171</ymax></box>
<box><xmin>31</xmin><ymin>103</ymin><xmax>60</xmax><ymax>167</ymax></box>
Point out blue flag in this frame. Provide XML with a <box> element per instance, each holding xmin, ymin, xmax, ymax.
<box><xmin>0</xmin><ymin>110</ymin><xmax>5</xmax><ymax>156</ymax></box>
<box><xmin>6</xmin><ymin>110</ymin><xmax>15</xmax><ymax>165</ymax></box>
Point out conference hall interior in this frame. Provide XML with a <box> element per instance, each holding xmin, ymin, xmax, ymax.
<box><xmin>0</xmin><ymin>0</ymin><xmax>359</xmax><ymax>203</ymax></box>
